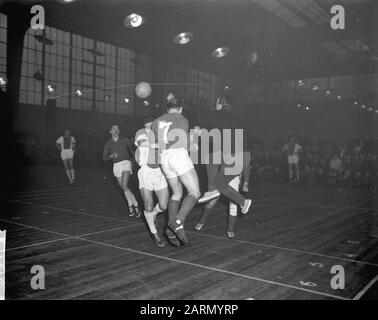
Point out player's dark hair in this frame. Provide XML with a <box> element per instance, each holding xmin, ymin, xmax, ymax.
<box><xmin>167</xmin><ymin>97</ymin><xmax>184</xmax><ymax>110</ymax></box>
<box><xmin>144</xmin><ymin>117</ymin><xmax>154</xmax><ymax>124</ymax></box>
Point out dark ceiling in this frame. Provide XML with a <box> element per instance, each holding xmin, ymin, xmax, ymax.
<box><xmin>2</xmin><ymin>0</ymin><xmax>377</xmax><ymax>83</ymax></box>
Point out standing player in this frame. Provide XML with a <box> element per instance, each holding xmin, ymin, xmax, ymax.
<box><xmin>152</xmin><ymin>94</ymin><xmax>201</xmax><ymax>244</ymax></box>
<box><xmin>56</xmin><ymin>129</ymin><xmax>76</xmax><ymax>184</ymax></box>
<box><xmin>135</xmin><ymin>117</ymin><xmax>179</xmax><ymax>247</ymax></box>
<box><xmin>282</xmin><ymin>136</ymin><xmax>303</xmax><ymax>184</ymax></box>
<box><xmin>103</xmin><ymin>125</ymin><xmax>140</xmax><ymax>217</ymax></box>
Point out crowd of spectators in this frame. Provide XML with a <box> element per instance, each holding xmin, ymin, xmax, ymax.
<box><xmin>13</xmin><ymin>129</ymin><xmax>377</xmax><ymax>191</ymax></box>
<box><xmin>248</xmin><ymin>133</ymin><xmax>377</xmax><ymax>191</ymax></box>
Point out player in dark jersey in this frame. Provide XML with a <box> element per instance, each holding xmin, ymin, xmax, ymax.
<box><xmin>152</xmin><ymin>94</ymin><xmax>201</xmax><ymax>244</ymax></box>
<box><xmin>197</xmin><ymin>105</ymin><xmax>252</xmax><ymax>214</ymax></box>
<box><xmin>103</xmin><ymin>124</ymin><xmax>140</xmax><ymax>217</ymax></box>
<box><xmin>135</xmin><ymin>117</ymin><xmax>180</xmax><ymax>247</ymax></box>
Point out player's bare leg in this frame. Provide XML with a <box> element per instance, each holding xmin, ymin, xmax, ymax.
<box><xmin>140</xmin><ymin>188</ymin><xmax>165</xmax><ymax>247</ymax></box>
<box><xmin>154</xmin><ymin>187</ymin><xmax>169</xmax><ymax>225</ymax></box>
<box><xmin>67</xmin><ymin>158</ymin><xmax>75</xmax><ymax>184</ymax></box>
<box><xmin>62</xmin><ymin>159</ymin><xmax>73</xmax><ymax>184</ymax></box>
<box><xmin>165</xmin><ymin>176</ymin><xmax>183</xmax><ymax>246</ymax></box>
<box><xmin>118</xmin><ymin>171</ymin><xmax>140</xmax><ymax>217</ymax></box>
<box><xmin>195</xmin><ymin>197</ymin><xmax>218</xmax><ymax>231</ymax></box>
<box><xmin>167</xmin><ymin>168</ymin><xmax>201</xmax><ymax>243</ymax></box>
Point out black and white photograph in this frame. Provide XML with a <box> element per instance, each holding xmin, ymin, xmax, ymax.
<box><xmin>0</xmin><ymin>0</ymin><xmax>377</xmax><ymax>303</ymax></box>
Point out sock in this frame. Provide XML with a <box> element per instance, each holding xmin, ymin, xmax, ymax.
<box><xmin>199</xmin><ymin>205</ymin><xmax>212</xmax><ymax>225</ymax></box>
<box><xmin>65</xmin><ymin>170</ymin><xmax>73</xmax><ymax>183</ymax></box>
<box><xmin>70</xmin><ymin>169</ymin><xmax>75</xmax><ymax>182</ymax></box>
<box><xmin>144</xmin><ymin>211</ymin><xmax>157</xmax><ymax>234</ymax></box>
<box><xmin>228</xmin><ymin>214</ymin><xmax>237</xmax><ymax>232</ymax></box>
<box><xmin>129</xmin><ymin>191</ymin><xmax>138</xmax><ymax>207</ymax></box>
<box><xmin>168</xmin><ymin>199</ymin><xmax>180</xmax><ymax>222</ymax></box>
<box><xmin>152</xmin><ymin>203</ymin><xmax>164</xmax><ymax>224</ymax></box>
<box><xmin>123</xmin><ymin>190</ymin><xmax>133</xmax><ymax>207</ymax></box>
<box><xmin>176</xmin><ymin>195</ymin><xmax>197</xmax><ymax>223</ymax></box>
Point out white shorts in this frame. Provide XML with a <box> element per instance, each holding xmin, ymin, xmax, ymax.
<box><xmin>161</xmin><ymin>148</ymin><xmax>194</xmax><ymax>179</ymax></box>
<box><xmin>113</xmin><ymin>160</ymin><xmax>132</xmax><ymax>178</ymax></box>
<box><xmin>138</xmin><ymin>166</ymin><xmax>168</xmax><ymax>191</ymax></box>
<box><xmin>61</xmin><ymin>149</ymin><xmax>74</xmax><ymax>160</ymax></box>
<box><xmin>288</xmin><ymin>155</ymin><xmax>299</xmax><ymax>165</ymax></box>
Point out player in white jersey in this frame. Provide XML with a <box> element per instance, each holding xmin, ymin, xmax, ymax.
<box><xmin>135</xmin><ymin>118</ymin><xmax>179</xmax><ymax>247</ymax></box>
<box><xmin>282</xmin><ymin>136</ymin><xmax>303</xmax><ymax>184</ymax></box>
<box><xmin>56</xmin><ymin>129</ymin><xmax>76</xmax><ymax>184</ymax></box>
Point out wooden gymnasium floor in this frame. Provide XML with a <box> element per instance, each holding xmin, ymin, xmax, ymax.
<box><xmin>2</xmin><ymin>165</ymin><xmax>378</xmax><ymax>300</ymax></box>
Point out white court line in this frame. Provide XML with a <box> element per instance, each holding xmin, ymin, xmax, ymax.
<box><xmin>10</xmin><ymin>200</ymin><xmax>132</xmax><ymax>223</ymax></box>
<box><xmin>6</xmin><ymin>237</ymin><xmax>73</xmax><ymax>252</ymax></box>
<box><xmin>76</xmin><ymin>237</ymin><xmax>349</xmax><ymax>300</ymax></box>
<box><xmin>4</xmin><ymin>222</ymin><xmax>140</xmax><ymax>252</ymax></box>
<box><xmin>0</xmin><ymin>217</ymin><xmax>349</xmax><ymax>300</ymax></box>
<box><xmin>353</xmin><ymin>275</ymin><xmax>378</xmax><ymax>300</ymax></box>
<box><xmin>190</xmin><ymin>231</ymin><xmax>378</xmax><ymax>268</ymax></box>
<box><xmin>11</xmin><ymin>190</ymin><xmax>117</xmax><ymax>202</ymax></box>
<box><xmin>10</xmin><ymin>200</ymin><xmax>378</xmax><ymax>268</ymax></box>
<box><xmin>11</xmin><ymin>184</ymin><xmax>108</xmax><ymax>195</ymax></box>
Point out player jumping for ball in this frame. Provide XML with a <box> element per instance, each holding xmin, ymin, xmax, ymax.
<box><xmin>152</xmin><ymin>93</ymin><xmax>201</xmax><ymax>244</ymax></box>
<box><xmin>56</xmin><ymin>129</ymin><xmax>76</xmax><ymax>184</ymax></box>
<box><xmin>134</xmin><ymin>117</ymin><xmax>180</xmax><ymax>247</ymax></box>
<box><xmin>103</xmin><ymin>124</ymin><xmax>140</xmax><ymax>217</ymax></box>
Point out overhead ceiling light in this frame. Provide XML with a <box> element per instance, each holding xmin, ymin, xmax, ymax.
<box><xmin>75</xmin><ymin>89</ymin><xmax>82</xmax><ymax>96</ymax></box>
<box><xmin>305</xmin><ymin>106</ymin><xmax>310</xmax><ymax>110</ymax></box>
<box><xmin>325</xmin><ymin>90</ymin><xmax>331</xmax><ymax>96</ymax></box>
<box><xmin>123</xmin><ymin>97</ymin><xmax>130</xmax><ymax>104</ymax></box>
<box><xmin>57</xmin><ymin>0</ymin><xmax>76</xmax><ymax>3</ymax></box>
<box><xmin>297</xmin><ymin>103</ymin><xmax>301</xmax><ymax>107</ymax></box>
<box><xmin>312</xmin><ymin>83</ymin><xmax>320</xmax><ymax>91</ymax></box>
<box><xmin>143</xmin><ymin>100</ymin><xmax>150</xmax><ymax>106</ymax></box>
<box><xmin>337</xmin><ymin>95</ymin><xmax>342</xmax><ymax>100</ymax></box>
<box><xmin>174</xmin><ymin>32</ymin><xmax>193</xmax><ymax>45</ymax></box>
<box><xmin>124</xmin><ymin>13</ymin><xmax>144</xmax><ymax>28</ymax></box>
<box><xmin>46</xmin><ymin>84</ymin><xmax>55</xmax><ymax>93</ymax></box>
<box><xmin>361</xmin><ymin>104</ymin><xmax>366</xmax><ymax>109</ymax></box>
<box><xmin>0</xmin><ymin>76</ymin><xmax>6</xmax><ymax>87</ymax></box>
<box><xmin>212</xmin><ymin>47</ymin><xmax>230</xmax><ymax>58</ymax></box>
<box><xmin>297</xmin><ymin>80</ymin><xmax>304</xmax><ymax>86</ymax></box>
<box><xmin>353</xmin><ymin>101</ymin><xmax>358</xmax><ymax>105</ymax></box>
